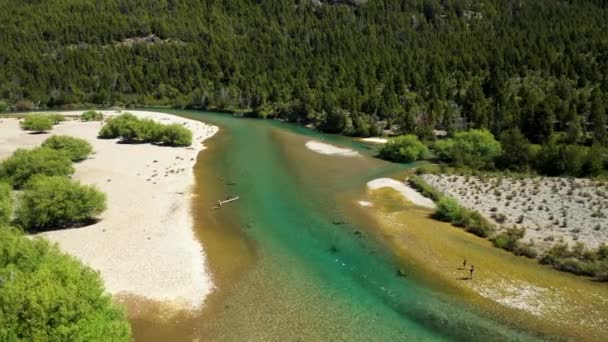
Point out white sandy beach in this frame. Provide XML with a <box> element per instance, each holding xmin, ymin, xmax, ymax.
<box><xmin>305</xmin><ymin>140</ymin><xmax>359</xmax><ymax>156</ymax></box>
<box><xmin>360</xmin><ymin>137</ymin><xmax>387</xmax><ymax>144</ymax></box>
<box><xmin>0</xmin><ymin>110</ymin><xmax>218</xmax><ymax>309</ymax></box>
<box><xmin>367</xmin><ymin>178</ymin><xmax>436</xmax><ymax>209</ymax></box>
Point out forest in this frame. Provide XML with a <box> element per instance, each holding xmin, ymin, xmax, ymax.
<box><xmin>0</xmin><ymin>0</ymin><xmax>607</xmax><ymax>147</ymax></box>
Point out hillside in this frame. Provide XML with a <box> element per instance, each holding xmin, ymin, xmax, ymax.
<box><xmin>0</xmin><ymin>0</ymin><xmax>607</xmax><ymax>142</ymax></box>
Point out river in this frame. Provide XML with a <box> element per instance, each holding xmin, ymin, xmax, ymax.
<box><xmin>131</xmin><ymin>110</ymin><xmax>551</xmax><ymax>341</ymax></box>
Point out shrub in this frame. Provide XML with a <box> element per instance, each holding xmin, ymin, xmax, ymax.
<box><xmin>492</xmin><ymin>227</ymin><xmax>525</xmax><ymax>251</ymax></box>
<box><xmin>160</xmin><ymin>123</ymin><xmax>193</xmax><ymax>146</ymax></box>
<box><xmin>20</xmin><ymin>115</ymin><xmax>53</xmax><ymax>133</ymax></box>
<box><xmin>41</xmin><ymin>135</ymin><xmax>93</xmax><ymax>162</ymax></box>
<box><xmin>0</xmin><ymin>147</ymin><xmax>74</xmax><ymax>189</ymax></box>
<box><xmin>98</xmin><ymin>113</ymin><xmax>139</xmax><ymax>139</ymax></box>
<box><xmin>81</xmin><ymin>110</ymin><xmax>104</xmax><ymax>121</ymax></box>
<box><xmin>408</xmin><ymin>176</ymin><xmax>443</xmax><ymax>201</ymax></box>
<box><xmin>434</xmin><ymin>197</ymin><xmax>461</xmax><ymax>222</ymax></box>
<box><xmin>433</xmin><ymin>129</ymin><xmax>502</xmax><ymax>169</ymax></box>
<box><xmin>15</xmin><ymin>175</ymin><xmax>106</xmax><ymax>231</ymax></box>
<box><xmin>457</xmin><ymin>210</ymin><xmax>495</xmax><ymax>238</ymax></box>
<box><xmin>379</xmin><ymin>134</ymin><xmax>429</xmax><ymax>163</ymax></box>
<box><xmin>0</xmin><ymin>227</ymin><xmax>131</xmax><ymax>341</ymax></box>
<box><xmin>98</xmin><ymin>113</ymin><xmax>193</xmax><ymax>146</ymax></box>
<box><xmin>0</xmin><ymin>182</ymin><xmax>11</xmax><ymax>225</ymax></box>
<box><xmin>48</xmin><ymin>114</ymin><xmax>66</xmax><ymax>124</ymax></box>
<box><xmin>0</xmin><ymin>100</ymin><xmax>8</xmax><ymax>112</ymax></box>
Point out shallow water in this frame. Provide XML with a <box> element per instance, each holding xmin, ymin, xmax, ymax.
<box><xmin>133</xmin><ymin>110</ymin><xmax>544</xmax><ymax>341</ymax></box>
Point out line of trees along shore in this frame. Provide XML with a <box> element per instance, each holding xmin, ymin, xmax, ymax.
<box><xmin>0</xmin><ymin>0</ymin><xmax>607</xmax><ymax>148</ymax></box>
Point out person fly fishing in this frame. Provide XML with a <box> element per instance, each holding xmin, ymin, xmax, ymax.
<box><xmin>469</xmin><ymin>265</ymin><xmax>475</xmax><ymax>280</ymax></box>
<box><xmin>463</xmin><ymin>258</ymin><xmax>467</xmax><ymax>269</ymax></box>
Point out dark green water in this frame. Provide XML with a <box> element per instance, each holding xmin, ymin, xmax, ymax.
<box><xmin>161</xmin><ymin>109</ymin><xmax>541</xmax><ymax>341</ymax></box>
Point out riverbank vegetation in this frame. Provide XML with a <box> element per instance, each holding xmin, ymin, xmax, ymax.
<box><xmin>0</xmin><ymin>226</ymin><xmax>131</xmax><ymax>340</ymax></box>
<box><xmin>0</xmin><ymin>1</ymin><xmax>606</xmax><ymax>144</ymax></box>
<box><xmin>381</xmin><ymin>128</ymin><xmax>608</xmax><ymax>178</ymax></box>
<box><xmin>410</xmin><ymin>174</ymin><xmax>608</xmax><ymax>280</ymax></box>
<box><xmin>42</xmin><ymin>135</ymin><xmax>93</xmax><ymax>162</ymax></box>
<box><xmin>99</xmin><ymin>113</ymin><xmax>192</xmax><ymax>146</ymax></box>
<box><xmin>81</xmin><ymin>110</ymin><xmax>104</xmax><ymax>121</ymax></box>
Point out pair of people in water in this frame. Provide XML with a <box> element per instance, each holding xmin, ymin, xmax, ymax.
<box><xmin>463</xmin><ymin>259</ymin><xmax>475</xmax><ymax>280</ymax></box>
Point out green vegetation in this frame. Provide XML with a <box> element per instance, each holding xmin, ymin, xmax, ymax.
<box><xmin>20</xmin><ymin>115</ymin><xmax>54</xmax><ymax>133</ymax></box>
<box><xmin>540</xmin><ymin>242</ymin><xmax>608</xmax><ymax>279</ymax></box>
<box><xmin>0</xmin><ymin>0</ymin><xmax>605</xmax><ymax>145</ymax></box>
<box><xmin>81</xmin><ymin>110</ymin><xmax>104</xmax><ymax>121</ymax></box>
<box><xmin>0</xmin><ymin>101</ymin><xmax>8</xmax><ymax>112</ymax></box>
<box><xmin>0</xmin><ymin>182</ymin><xmax>11</xmax><ymax>225</ymax></box>
<box><xmin>48</xmin><ymin>113</ymin><xmax>66</xmax><ymax>124</ymax></box>
<box><xmin>42</xmin><ymin>135</ymin><xmax>93</xmax><ymax>162</ymax></box>
<box><xmin>99</xmin><ymin>113</ymin><xmax>192</xmax><ymax>146</ymax></box>
<box><xmin>379</xmin><ymin>135</ymin><xmax>429</xmax><ymax>163</ymax></box>
<box><xmin>0</xmin><ymin>226</ymin><xmax>131</xmax><ymax>340</ymax></box>
<box><xmin>434</xmin><ymin>129</ymin><xmax>503</xmax><ymax>169</ymax></box>
<box><xmin>492</xmin><ymin>227</ymin><xmax>537</xmax><ymax>258</ymax></box>
<box><xmin>0</xmin><ymin>147</ymin><xmax>74</xmax><ymax>189</ymax></box>
<box><xmin>434</xmin><ymin>197</ymin><xmax>461</xmax><ymax>222</ymax></box>
<box><xmin>15</xmin><ymin>175</ymin><xmax>106</xmax><ymax>232</ymax></box>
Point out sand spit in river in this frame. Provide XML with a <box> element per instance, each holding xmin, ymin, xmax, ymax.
<box><xmin>305</xmin><ymin>140</ymin><xmax>359</xmax><ymax>156</ymax></box>
<box><xmin>0</xmin><ymin>110</ymin><xmax>218</xmax><ymax>309</ymax></box>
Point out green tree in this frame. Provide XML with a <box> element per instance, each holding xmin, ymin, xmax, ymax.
<box><xmin>0</xmin><ymin>182</ymin><xmax>11</xmax><ymax>225</ymax></box>
<box><xmin>0</xmin><ymin>147</ymin><xmax>74</xmax><ymax>189</ymax></box>
<box><xmin>0</xmin><ymin>227</ymin><xmax>131</xmax><ymax>341</ymax></box>
<box><xmin>15</xmin><ymin>175</ymin><xmax>106</xmax><ymax>231</ymax></box>
<box><xmin>434</xmin><ymin>129</ymin><xmax>503</xmax><ymax>169</ymax></box>
<box><xmin>498</xmin><ymin>128</ymin><xmax>537</xmax><ymax>171</ymax></box>
<box><xmin>42</xmin><ymin>135</ymin><xmax>93</xmax><ymax>162</ymax></box>
<box><xmin>20</xmin><ymin>116</ymin><xmax>53</xmax><ymax>133</ymax></box>
<box><xmin>379</xmin><ymin>134</ymin><xmax>429</xmax><ymax>163</ymax></box>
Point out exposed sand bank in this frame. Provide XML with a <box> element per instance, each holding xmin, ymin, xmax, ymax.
<box><xmin>367</xmin><ymin>178</ymin><xmax>436</xmax><ymax>209</ymax></box>
<box><xmin>360</xmin><ymin>137</ymin><xmax>387</xmax><ymax>144</ymax></box>
<box><xmin>0</xmin><ymin>110</ymin><xmax>218</xmax><ymax>309</ymax></box>
<box><xmin>305</xmin><ymin>140</ymin><xmax>359</xmax><ymax>156</ymax></box>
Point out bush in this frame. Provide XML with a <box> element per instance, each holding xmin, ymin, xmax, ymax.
<box><xmin>0</xmin><ymin>182</ymin><xmax>11</xmax><ymax>225</ymax></box>
<box><xmin>433</xmin><ymin>129</ymin><xmax>502</xmax><ymax>169</ymax></box>
<box><xmin>98</xmin><ymin>113</ymin><xmax>140</xmax><ymax>139</ymax></box>
<box><xmin>408</xmin><ymin>175</ymin><xmax>443</xmax><ymax>201</ymax></box>
<box><xmin>81</xmin><ymin>110</ymin><xmax>104</xmax><ymax>121</ymax></box>
<box><xmin>41</xmin><ymin>135</ymin><xmax>93</xmax><ymax>162</ymax></box>
<box><xmin>0</xmin><ymin>100</ymin><xmax>8</xmax><ymax>112</ymax></box>
<box><xmin>492</xmin><ymin>227</ymin><xmax>525</xmax><ymax>251</ymax></box>
<box><xmin>20</xmin><ymin>115</ymin><xmax>54</xmax><ymax>133</ymax></box>
<box><xmin>457</xmin><ymin>210</ymin><xmax>495</xmax><ymax>238</ymax></box>
<box><xmin>48</xmin><ymin>114</ymin><xmax>66</xmax><ymax>124</ymax></box>
<box><xmin>15</xmin><ymin>175</ymin><xmax>106</xmax><ymax>231</ymax></box>
<box><xmin>379</xmin><ymin>134</ymin><xmax>429</xmax><ymax>163</ymax></box>
<box><xmin>0</xmin><ymin>227</ymin><xmax>131</xmax><ymax>341</ymax></box>
<box><xmin>434</xmin><ymin>197</ymin><xmax>461</xmax><ymax>222</ymax></box>
<box><xmin>98</xmin><ymin>113</ymin><xmax>193</xmax><ymax>146</ymax></box>
<box><xmin>0</xmin><ymin>147</ymin><xmax>74</xmax><ymax>189</ymax></box>
<box><xmin>160</xmin><ymin>123</ymin><xmax>193</xmax><ymax>146</ymax></box>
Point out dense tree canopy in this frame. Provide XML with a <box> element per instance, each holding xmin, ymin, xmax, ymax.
<box><xmin>0</xmin><ymin>0</ymin><xmax>606</xmax><ymax>145</ymax></box>
<box><xmin>0</xmin><ymin>226</ymin><xmax>131</xmax><ymax>341</ymax></box>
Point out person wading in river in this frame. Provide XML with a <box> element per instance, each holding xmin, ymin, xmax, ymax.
<box><xmin>462</xmin><ymin>258</ymin><xmax>467</xmax><ymax>269</ymax></box>
<box><xmin>469</xmin><ymin>265</ymin><xmax>475</xmax><ymax>280</ymax></box>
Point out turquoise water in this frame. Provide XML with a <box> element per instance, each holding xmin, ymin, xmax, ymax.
<box><xmin>163</xmin><ymin>110</ymin><xmax>541</xmax><ymax>341</ymax></box>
